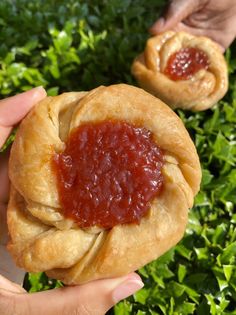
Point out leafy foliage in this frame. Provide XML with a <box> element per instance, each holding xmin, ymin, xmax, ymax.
<box><xmin>0</xmin><ymin>0</ymin><xmax>236</xmax><ymax>314</ymax></box>
<box><xmin>23</xmin><ymin>272</ymin><xmax>63</xmax><ymax>293</ymax></box>
<box><xmin>0</xmin><ymin>0</ymin><xmax>165</xmax><ymax>95</ymax></box>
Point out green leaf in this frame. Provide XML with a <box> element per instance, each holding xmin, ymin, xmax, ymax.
<box><xmin>177</xmin><ymin>264</ymin><xmax>187</xmax><ymax>283</ymax></box>
<box><xmin>212</xmin><ymin>266</ymin><xmax>228</xmax><ymax>291</ymax></box>
<box><xmin>205</xmin><ymin>294</ymin><xmax>217</xmax><ymax>315</ymax></box>
<box><xmin>53</xmin><ymin>30</ymin><xmax>72</xmax><ymax>53</ymax></box>
<box><xmin>134</xmin><ymin>287</ymin><xmax>150</xmax><ymax>305</ymax></box>
<box><xmin>47</xmin><ymin>86</ymin><xmax>59</xmax><ymax>96</ymax></box>
<box><xmin>223</xmin><ymin>265</ymin><xmax>234</xmax><ymax>282</ymax></box>
<box><xmin>201</xmin><ymin>169</ymin><xmax>214</xmax><ymax>187</ymax></box>
<box><xmin>175</xmin><ymin>244</ymin><xmax>192</xmax><ymax>260</ymax></box>
<box><xmin>212</xmin><ymin>132</ymin><xmax>236</xmax><ymax>166</ymax></box>
<box><xmin>212</xmin><ymin>223</ymin><xmax>228</xmax><ymax>245</ymax></box>
<box><xmin>220</xmin><ymin>242</ymin><xmax>236</xmax><ymax>264</ymax></box>
<box><xmin>113</xmin><ymin>300</ymin><xmax>132</xmax><ymax>315</ymax></box>
<box><xmin>183</xmin><ymin>285</ymin><xmax>200</xmax><ymax>304</ymax></box>
<box><xmin>194</xmin><ymin>247</ymin><xmax>209</xmax><ymax>261</ymax></box>
<box><xmin>175</xmin><ymin>301</ymin><xmax>196</xmax><ymax>314</ymax></box>
<box><xmin>167</xmin><ymin>281</ymin><xmax>185</xmax><ymax>298</ymax></box>
<box><xmin>23</xmin><ymin>273</ymin><xmax>63</xmax><ymax>293</ymax></box>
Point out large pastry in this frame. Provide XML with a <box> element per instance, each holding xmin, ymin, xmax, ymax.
<box><xmin>131</xmin><ymin>31</ymin><xmax>228</xmax><ymax>111</ymax></box>
<box><xmin>7</xmin><ymin>84</ymin><xmax>201</xmax><ymax>284</ymax></box>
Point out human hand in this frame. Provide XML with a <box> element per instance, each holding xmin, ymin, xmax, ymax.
<box><xmin>0</xmin><ymin>87</ymin><xmax>47</xmax><ymax>283</ymax></box>
<box><xmin>149</xmin><ymin>0</ymin><xmax>236</xmax><ymax>51</ymax></box>
<box><xmin>0</xmin><ymin>87</ymin><xmax>144</xmax><ymax>315</ymax></box>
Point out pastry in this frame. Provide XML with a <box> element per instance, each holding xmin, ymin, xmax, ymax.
<box><xmin>7</xmin><ymin>84</ymin><xmax>201</xmax><ymax>284</ymax></box>
<box><xmin>131</xmin><ymin>31</ymin><xmax>228</xmax><ymax>111</ymax></box>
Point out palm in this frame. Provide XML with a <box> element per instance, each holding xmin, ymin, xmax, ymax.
<box><xmin>0</xmin><ymin>89</ymin><xmax>144</xmax><ymax>315</ymax></box>
<box><xmin>0</xmin><ymin>150</ymin><xmax>27</xmax><ymax>284</ymax></box>
<box><xmin>0</xmin><ymin>88</ymin><xmax>47</xmax><ymax>285</ymax></box>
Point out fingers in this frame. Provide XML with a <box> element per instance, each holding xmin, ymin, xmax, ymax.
<box><xmin>10</xmin><ymin>273</ymin><xmax>143</xmax><ymax>315</ymax></box>
<box><xmin>173</xmin><ymin>23</ymin><xmax>226</xmax><ymax>51</ymax></box>
<box><xmin>149</xmin><ymin>0</ymin><xmax>203</xmax><ymax>34</ymax></box>
<box><xmin>0</xmin><ymin>86</ymin><xmax>47</xmax><ymax>127</ymax></box>
<box><xmin>0</xmin><ymin>86</ymin><xmax>47</xmax><ymax>149</ymax></box>
<box><xmin>0</xmin><ymin>275</ymin><xmax>26</xmax><ymax>315</ymax></box>
<box><xmin>0</xmin><ymin>275</ymin><xmax>26</xmax><ymax>294</ymax></box>
<box><xmin>0</xmin><ymin>217</ymin><xmax>26</xmax><ymax>284</ymax></box>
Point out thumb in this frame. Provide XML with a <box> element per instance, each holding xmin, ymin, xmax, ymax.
<box><xmin>149</xmin><ymin>0</ymin><xmax>203</xmax><ymax>34</ymax></box>
<box><xmin>11</xmin><ymin>273</ymin><xmax>144</xmax><ymax>315</ymax></box>
<box><xmin>0</xmin><ymin>86</ymin><xmax>47</xmax><ymax>127</ymax></box>
<box><xmin>0</xmin><ymin>86</ymin><xmax>47</xmax><ymax>149</ymax></box>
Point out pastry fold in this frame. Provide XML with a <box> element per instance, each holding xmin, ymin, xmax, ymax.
<box><xmin>131</xmin><ymin>31</ymin><xmax>228</xmax><ymax>111</ymax></box>
<box><xmin>7</xmin><ymin>84</ymin><xmax>201</xmax><ymax>284</ymax></box>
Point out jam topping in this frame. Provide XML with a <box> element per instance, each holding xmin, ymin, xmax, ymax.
<box><xmin>52</xmin><ymin>121</ymin><xmax>164</xmax><ymax>229</ymax></box>
<box><xmin>164</xmin><ymin>47</ymin><xmax>209</xmax><ymax>81</ymax></box>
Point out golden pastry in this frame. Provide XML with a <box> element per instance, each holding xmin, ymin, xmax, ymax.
<box><xmin>7</xmin><ymin>84</ymin><xmax>201</xmax><ymax>284</ymax></box>
<box><xmin>131</xmin><ymin>31</ymin><xmax>228</xmax><ymax>111</ymax></box>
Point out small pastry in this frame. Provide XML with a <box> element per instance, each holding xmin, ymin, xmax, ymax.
<box><xmin>131</xmin><ymin>31</ymin><xmax>228</xmax><ymax>111</ymax></box>
<box><xmin>7</xmin><ymin>84</ymin><xmax>201</xmax><ymax>284</ymax></box>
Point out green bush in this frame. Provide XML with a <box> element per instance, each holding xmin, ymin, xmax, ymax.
<box><xmin>1</xmin><ymin>1</ymin><xmax>236</xmax><ymax>314</ymax></box>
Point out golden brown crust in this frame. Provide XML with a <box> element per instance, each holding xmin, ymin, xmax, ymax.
<box><xmin>131</xmin><ymin>31</ymin><xmax>228</xmax><ymax>111</ymax></box>
<box><xmin>7</xmin><ymin>84</ymin><xmax>201</xmax><ymax>284</ymax></box>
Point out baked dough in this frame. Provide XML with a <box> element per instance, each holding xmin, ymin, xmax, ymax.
<box><xmin>131</xmin><ymin>31</ymin><xmax>228</xmax><ymax>111</ymax></box>
<box><xmin>7</xmin><ymin>84</ymin><xmax>201</xmax><ymax>284</ymax></box>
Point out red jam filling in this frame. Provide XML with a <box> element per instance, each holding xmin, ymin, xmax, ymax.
<box><xmin>52</xmin><ymin>121</ymin><xmax>164</xmax><ymax>229</ymax></box>
<box><xmin>164</xmin><ymin>47</ymin><xmax>209</xmax><ymax>81</ymax></box>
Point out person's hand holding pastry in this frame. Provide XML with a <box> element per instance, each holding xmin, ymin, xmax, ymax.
<box><xmin>0</xmin><ymin>87</ymin><xmax>145</xmax><ymax>315</ymax></box>
<box><xmin>149</xmin><ymin>0</ymin><xmax>236</xmax><ymax>52</ymax></box>
<box><xmin>7</xmin><ymin>84</ymin><xmax>201</xmax><ymax>286</ymax></box>
<box><xmin>0</xmin><ymin>87</ymin><xmax>47</xmax><ymax>284</ymax></box>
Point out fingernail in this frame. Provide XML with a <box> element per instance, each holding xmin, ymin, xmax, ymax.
<box><xmin>31</xmin><ymin>86</ymin><xmax>47</xmax><ymax>98</ymax></box>
<box><xmin>112</xmin><ymin>278</ymin><xmax>144</xmax><ymax>303</ymax></box>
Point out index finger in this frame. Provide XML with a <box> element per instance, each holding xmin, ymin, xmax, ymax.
<box><xmin>149</xmin><ymin>0</ymin><xmax>201</xmax><ymax>35</ymax></box>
